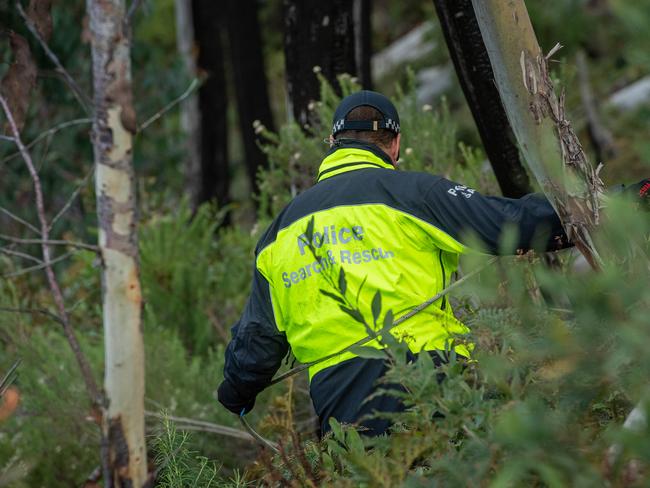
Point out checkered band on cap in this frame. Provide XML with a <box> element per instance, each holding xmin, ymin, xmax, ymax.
<box><xmin>331</xmin><ymin>90</ymin><xmax>401</xmax><ymax>136</ymax></box>
<box><xmin>332</xmin><ymin>119</ymin><xmax>346</xmax><ymax>133</ymax></box>
<box><xmin>332</xmin><ymin>117</ymin><xmax>401</xmax><ymax>135</ymax></box>
<box><xmin>385</xmin><ymin>119</ymin><xmax>400</xmax><ymax>133</ymax></box>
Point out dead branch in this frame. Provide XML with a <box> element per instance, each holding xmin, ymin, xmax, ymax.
<box><xmin>0</xmin><ymin>206</ymin><xmax>40</xmax><ymax>234</ymax></box>
<box><xmin>144</xmin><ymin>410</ymin><xmax>257</xmax><ymax>443</ymax></box>
<box><xmin>0</xmin><ymin>94</ymin><xmax>101</xmax><ymax>406</ymax></box>
<box><xmin>576</xmin><ymin>51</ymin><xmax>616</xmax><ymax>162</ymax></box>
<box><xmin>0</xmin><ymin>360</ymin><xmax>21</xmax><ymax>397</ymax></box>
<box><xmin>2</xmin><ymin>250</ymin><xmax>75</xmax><ymax>278</ymax></box>
<box><xmin>125</xmin><ymin>0</ymin><xmax>144</xmax><ymax>28</ymax></box>
<box><xmin>0</xmin><ymin>234</ymin><xmax>99</xmax><ymax>252</ymax></box>
<box><xmin>0</xmin><ymin>246</ymin><xmax>42</xmax><ymax>264</ymax></box>
<box><xmin>0</xmin><ymin>306</ymin><xmax>63</xmax><ymax>324</ymax></box>
<box><xmin>49</xmin><ymin>168</ymin><xmax>93</xmax><ymax>231</ymax></box>
<box><xmin>137</xmin><ymin>77</ymin><xmax>200</xmax><ymax>132</ymax></box>
<box><xmin>17</xmin><ymin>2</ymin><xmax>92</xmax><ymax>113</ymax></box>
<box><xmin>0</xmin><ymin>118</ymin><xmax>91</xmax><ymax>166</ymax></box>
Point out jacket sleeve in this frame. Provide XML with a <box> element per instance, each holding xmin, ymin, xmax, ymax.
<box><xmin>422</xmin><ymin>177</ymin><xmax>570</xmax><ymax>254</ymax></box>
<box><xmin>217</xmin><ymin>266</ymin><xmax>289</xmax><ymax>414</ymax></box>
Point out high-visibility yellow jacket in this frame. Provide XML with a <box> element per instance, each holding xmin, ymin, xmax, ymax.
<box><xmin>218</xmin><ymin>141</ymin><xmax>568</xmax><ymax>420</ymax></box>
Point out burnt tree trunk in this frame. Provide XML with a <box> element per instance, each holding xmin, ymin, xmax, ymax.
<box><xmin>354</xmin><ymin>0</ymin><xmax>372</xmax><ymax>89</ymax></box>
<box><xmin>284</xmin><ymin>0</ymin><xmax>357</xmax><ymax>128</ymax></box>
<box><xmin>193</xmin><ymin>0</ymin><xmax>230</xmax><ymax>207</ymax></box>
<box><xmin>432</xmin><ymin>0</ymin><xmax>532</xmax><ymax>197</ymax></box>
<box><xmin>225</xmin><ymin>0</ymin><xmax>275</xmax><ymax>196</ymax></box>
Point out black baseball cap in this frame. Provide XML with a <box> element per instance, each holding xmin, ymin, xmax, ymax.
<box><xmin>331</xmin><ymin>90</ymin><xmax>400</xmax><ymax>137</ymax></box>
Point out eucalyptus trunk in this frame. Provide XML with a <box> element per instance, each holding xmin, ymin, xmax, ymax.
<box><xmin>87</xmin><ymin>0</ymin><xmax>147</xmax><ymax>485</ymax></box>
<box><xmin>471</xmin><ymin>0</ymin><xmax>604</xmax><ymax>269</ymax></box>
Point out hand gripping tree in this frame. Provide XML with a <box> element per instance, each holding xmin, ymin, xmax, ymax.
<box><xmin>471</xmin><ymin>0</ymin><xmax>605</xmax><ymax>271</ymax></box>
<box><xmin>471</xmin><ymin>0</ymin><xmax>644</xmax><ymax>470</ymax></box>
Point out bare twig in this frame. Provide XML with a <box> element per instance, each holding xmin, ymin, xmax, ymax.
<box><xmin>125</xmin><ymin>0</ymin><xmax>144</xmax><ymax>27</ymax></box>
<box><xmin>0</xmin><ymin>306</ymin><xmax>64</xmax><ymax>325</ymax></box>
<box><xmin>0</xmin><ymin>207</ymin><xmax>40</xmax><ymax>234</ymax></box>
<box><xmin>49</xmin><ymin>168</ymin><xmax>94</xmax><ymax>231</ymax></box>
<box><xmin>2</xmin><ymin>250</ymin><xmax>75</xmax><ymax>278</ymax></box>
<box><xmin>0</xmin><ymin>234</ymin><xmax>99</xmax><ymax>252</ymax></box>
<box><xmin>17</xmin><ymin>2</ymin><xmax>92</xmax><ymax>113</ymax></box>
<box><xmin>0</xmin><ymin>93</ymin><xmax>101</xmax><ymax>405</ymax></box>
<box><xmin>144</xmin><ymin>410</ymin><xmax>257</xmax><ymax>443</ymax></box>
<box><xmin>0</xmin><ymin>135</ymin><xmax>15</xmax><ymax>142</ymax></box>
<box><xmin>137</xmin><ymin>78</ymin><xmax>200</xmax><ymax>132</ymax></box>
<box><xmin>576</xmin><ymin>50</ymin><xmax>616</xmax><ymax>163</ymax></box>
<box><xmin>0</xmin><ymin>360</ymin><xmax>21</xmax><ymax>396</ymax></box>
<box><xmin>0</xmin><ymin>118</ymin><xmax>92</xmax><ymax>166</ymax></box>
<box><xmin>0</xmin><ymin>246</ymin><xmax>43</xmax><ymax>264</ymax></box>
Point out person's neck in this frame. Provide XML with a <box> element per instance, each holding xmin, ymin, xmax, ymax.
<box><xmin>331</xmin><ymin>138</ymin><xmax>394</xmax><ymax>166</ymax></box>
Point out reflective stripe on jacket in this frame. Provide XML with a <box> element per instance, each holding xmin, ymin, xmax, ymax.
<box><xmin>218</xmin><ymin>141</ymin><xmax>569</xmax><ymax>415</ymax></box>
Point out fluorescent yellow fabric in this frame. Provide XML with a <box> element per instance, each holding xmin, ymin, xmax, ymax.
<box><xmin>317</xmin><ymin>147</ymin><xmax>395</xmax><ymax>181</ymax></box>
<box><xmin>256</xmin><ymin>151</ymin><xmax>471</xmax><ymax>380</ymax></box>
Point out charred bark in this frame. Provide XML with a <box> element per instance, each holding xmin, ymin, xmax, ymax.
<box><xmin>225</xmin><ymin>0</ymin><xmax>275</xmax><ymax>196</ymax></box>
<box><xmin>354</xmin><ymin>0</ymin><xmax>372</xmax><ymax>90</ymax></box>
<box><xmin>432</xmin><ymin>0</ymin><xmax>532</xmax><ymax>198</ymax></box>
<box><xmin>193</xmin><ymin>0</ymin><xmax>230</xmax><ymax>207</ymax></box>
<box><xmin>283</xmin><ymin>0</ymin><xmax>357</xmax><ymax>128</ymax></box>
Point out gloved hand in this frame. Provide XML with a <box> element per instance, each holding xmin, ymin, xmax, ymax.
<box><xmin>623</xmin><ymin>179</ymin><xmax>650</xmax><ymax>209</ymax></box>
<box><xmin>217</xmin><ymin>378</ymin><xmax>256</xmax><ymax>415</ymax></box>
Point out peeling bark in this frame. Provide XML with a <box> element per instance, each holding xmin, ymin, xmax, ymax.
<box><xmin>86</xmin><ymin>0</ymin><xmax>147</xmax><ymax>485</ymax></box>
<box><xmin>472</xmin><ymin>0</ymin><xmax>605</xmax><ymax>270</ymax></box>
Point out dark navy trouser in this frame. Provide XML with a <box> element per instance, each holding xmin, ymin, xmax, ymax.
<box><xmin>310</xmin><ymin>351</ymin><xmax>450</xmax><ymax>437</ymax></box>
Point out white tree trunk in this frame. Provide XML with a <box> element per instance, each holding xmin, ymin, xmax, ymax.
<box><xmin>471</xmin><ymin>0</ymin><xmax>605</xmax><ymax>270</ymax></box>
<box><xmin>87</xmin><ymin>0</ymin><xmax>147</xmax><ymax>485</ymax></box>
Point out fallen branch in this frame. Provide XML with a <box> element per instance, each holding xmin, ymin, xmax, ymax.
<box><xmin>144</xmin><ymin>410</ymin><xmax>257</xmax><ymax>443</ymax></box>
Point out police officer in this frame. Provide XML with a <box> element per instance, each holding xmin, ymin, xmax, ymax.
<box><xmin>218</xmin><ymin>90</ymin><xmax>649</xmax><ymax>437</ymax></box>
